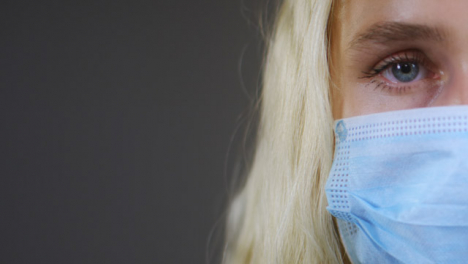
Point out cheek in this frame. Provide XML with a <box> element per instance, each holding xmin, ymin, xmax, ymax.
<box><xmin>331</xmin><ymin>85</ymin><xmax>345</xmax><ymax>120</ymax></box>
<box><xmin>340</xmin><ymin>82</ymin><xmax>443</xmax><ymax>118</ymax></box>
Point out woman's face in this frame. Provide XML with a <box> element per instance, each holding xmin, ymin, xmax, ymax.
<box><xmin>331</xmin><ymin>0</ymin><xmax>468</xmax><ymax>119</ymax></box>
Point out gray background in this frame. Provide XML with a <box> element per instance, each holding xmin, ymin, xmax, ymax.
<box><xmin>0</xmin><ymin>1</ymin><xmax>264</xmax><ymax>263</ymax></box>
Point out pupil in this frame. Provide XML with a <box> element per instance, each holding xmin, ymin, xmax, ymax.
<box><xmin>400</xmin><ymin>63</ymin><xmax>412</xmax><ymax>74</ymax></box>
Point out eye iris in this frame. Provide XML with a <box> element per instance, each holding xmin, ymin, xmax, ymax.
<box><xmin>391</xmin><ymin>62</ymin><xmax>419</xmax><ymax>82</ymax></box>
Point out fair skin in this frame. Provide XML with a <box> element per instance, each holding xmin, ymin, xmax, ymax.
<box><xmin>331</xmin><ymin>3</ymin><xmax>467</xmax><ymax>260</ymax></box>
<box><xmin>331</xmin><ymin>0</ymin><xmax>468</xmax><ymax>119</ymax></box>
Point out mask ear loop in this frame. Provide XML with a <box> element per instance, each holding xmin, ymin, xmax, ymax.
<box><xmin>330</xmin><ymin>122</ymin><xmax>353</xmax><ymax>264</ymax></box>
<box><xmin>327</xmin><ymin>2</ymin><xmax>352</xmax><ymax>263</ymax></box>
<box><xmin>327</xmin><ymin>0</ymin><xmax>345</xmax><ymax>121</ymax></box>
<box><xmin>332</xmin><ymin>217</ymin><xmax>353</xmax><ymax>264</ymax></box>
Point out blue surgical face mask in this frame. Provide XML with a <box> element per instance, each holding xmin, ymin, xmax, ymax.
<box><xmin>326</xmin><ymin>105</ymin><xmax>468</xmax><ymax>264</ymax></box>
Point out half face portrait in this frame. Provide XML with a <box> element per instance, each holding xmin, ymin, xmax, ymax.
<box><xmin>223</xmin><ymin>1</ymin><xmax>468</xmax><ymax>263</ymax></box>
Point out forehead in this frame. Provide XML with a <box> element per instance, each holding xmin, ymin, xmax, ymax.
<box><xmin>338</xmin><ymin>0</ymin><xmax>468</xmax><ymax>45</ymax></box>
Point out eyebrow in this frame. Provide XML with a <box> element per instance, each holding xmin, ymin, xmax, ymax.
<box><xmin>348</xmin><ymin>22</ymin><xmax>447</xmax><ymax>50</ymax></box>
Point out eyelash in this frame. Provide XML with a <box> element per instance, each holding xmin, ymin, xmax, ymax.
<box><xmin>359</xmin><ymin>50</ymin><xmax>433</xmax><ymax>93</ymax></box>
<box><xmin>366</xmin><ymin>79</ymin><xmax>412</xmax><ymax>94</ymax></box>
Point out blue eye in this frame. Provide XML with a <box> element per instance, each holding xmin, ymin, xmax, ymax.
<box><xmin>361</xmin><ymin>50</ymin><xmax>438</xmax><ymax>92</ymax></box>
<box><xmin>382</xmin><ymin>60</ymin><xmax>427</xmax><ymax>84</ymax></box>
<box><xmin>391</xmin><ymin>63</ymin><xmax>419</xmax><ymax>82</ymax></box>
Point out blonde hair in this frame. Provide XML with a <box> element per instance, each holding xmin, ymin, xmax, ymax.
<box><xmin>223</xmin><ymin>0</ymin><xmax>346</xmax><ymax>263</ymax></box>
